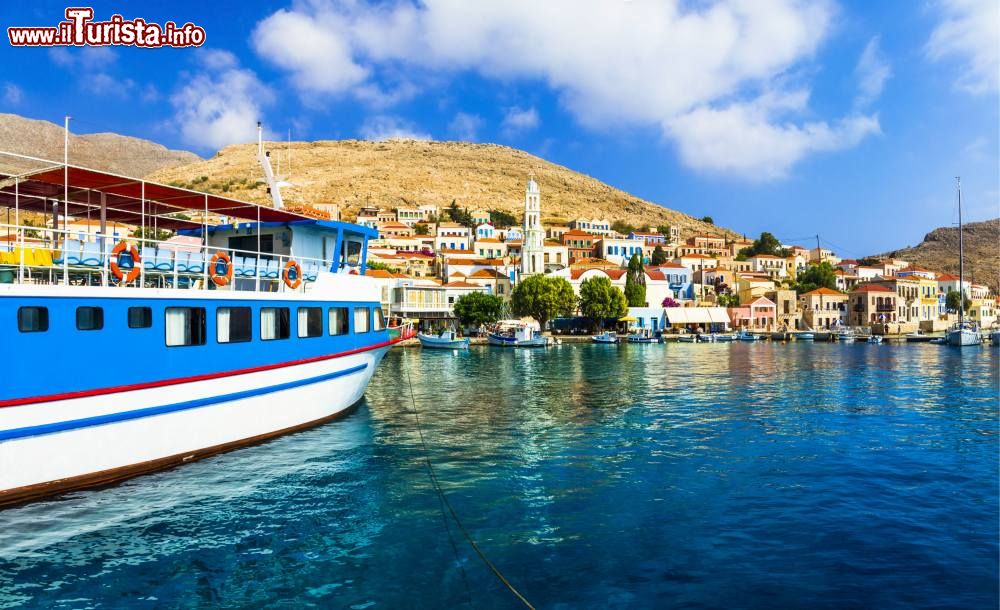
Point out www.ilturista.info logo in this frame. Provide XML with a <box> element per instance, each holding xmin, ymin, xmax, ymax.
<box><xmin>7</xmin><ymin>7</ymin><xmax>205</xmax><ymax>48</ymax></box>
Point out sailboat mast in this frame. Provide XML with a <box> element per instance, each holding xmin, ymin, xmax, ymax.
<box><xmin>957</xmin><ymin>177</ymin><xmax>964</xmax><ymax>326</ymax></box>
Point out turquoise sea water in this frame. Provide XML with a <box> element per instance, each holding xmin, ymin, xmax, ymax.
<box><xmin>0</xmin><ymin>343</ymin><xmax>997</xmax><ymax>609</ymax></box>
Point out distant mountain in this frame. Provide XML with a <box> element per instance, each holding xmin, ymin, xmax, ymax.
<box><xmin>878</xmin><ymin>218</ymin><xmax>999</xmax><ymax>293</ymax></box>
<box><xmin>0</xmin><ymin>113</ymin><xmax>201</xmax><ymax>177</ymax></box>
<box><xmin>148</xmin><ymin>139</ymin><xmax>732</xmax><ymax>238</ymax></box>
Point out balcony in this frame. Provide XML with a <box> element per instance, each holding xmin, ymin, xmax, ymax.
<box><xmin>876</xmin><ymin>304</ymin><xmax>895</xmax><ymax>312</ymax></box>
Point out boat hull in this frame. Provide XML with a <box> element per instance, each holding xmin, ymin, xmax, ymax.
<box><xmin>417</xmin><ymin>334</ymin><xmax>470</xmax><ymax>349</ymax></box>
<box><xmin>947</xmin><ymin>329</ymin><xmax>982</xmax><ymax>346</ymax></box>
<box><xmin>0</xmin><ymin>345</ymin><xmax>388</xmax><ymax>507</ymax></box>
<box><xmin>487</xmin><ymin>333</ymin><xmax>549</xmax><ymax>347</ymax></box>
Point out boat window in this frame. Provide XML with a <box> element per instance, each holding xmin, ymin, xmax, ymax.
<box><xmin>354</xmin><ymin>307</ymin><xmax>369</xmax><ymax>333</ymax></box>
<box><xmin>329</xmin><ymin>307</ymin><xmax>349</xmax><ymax>336</ymax></box>
<box><xmin>261</xmin><ymin>307</ymin><xmax>290</xmax><ymax>341</ymax></box>
<box><xmin>76</xmin><ymin>306</ymin><xmax>104</xmax><ymax>331</ymax></box>
<box><xmin>17</xmin><ymin>306</ymin><xmax>48</xmax><ymax>333</ymax></box>
<box><xmin>342</xmin><ymin>238</ymin><xmax>363</xmax><ymax>266</ymax></box>
<box><xmin>373</xmin><ymin>308</ymin><xmax>385</xmax><ymax>331</ymax></box>
<box><xmin>298</xmin><ymin>307</ymin><xmax>323</xmax><ymax>338</ymax></box>
<box><xmin>128</xmin><ymin>306</ymin><xmax>153</xmax><ymax>328</ymax></box>
<box><xmin>218</xmin><ymin>307</ymin><xmax>252</xmax><ymax>343</ymax></box>
<box><xmin>165</xmin><ymin>307</ymin><xmax>207</xmax><ymax>347</ymax></box>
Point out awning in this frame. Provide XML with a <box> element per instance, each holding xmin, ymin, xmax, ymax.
<box><xmin>665</xmin><ymin>307</ymin><xmax>731</xmax><ymax>325</ymax></box>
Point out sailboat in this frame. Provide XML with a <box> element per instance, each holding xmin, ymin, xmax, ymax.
<box><xmin>947</xmin><ymin>177</ymin><xmax>982</xmax><ymax>347</ymax></box>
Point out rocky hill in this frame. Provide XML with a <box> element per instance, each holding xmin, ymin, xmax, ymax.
<box><xmin>148</xmin><ymin>139</ymin><xmax>730</xmax><ymax>237</ymax></box>
<box><xmin>879</xmin><ymin>218</ymin><xmax>1000</xmax><ymax>293</ymax></box>
<box><xmin>0</xmin><ymin>113</ymin><xmax>201</xmax><ymax>176</ymax></box>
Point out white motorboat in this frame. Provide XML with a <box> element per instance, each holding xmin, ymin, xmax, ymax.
<box><xmin>488</xmin><ymin>321</ymin><xmax>551</xmax><ymax>347</ymax></box>
<box><xmin>592</xmin><ymin>331</ymin><xmax>619</xmax><ymax>344</ymax></box>
<box><xmin>627</xmin><ymin>328</ymin><xmax>658</xmax><ymax>343</ymax></box>
<box><xmin>866</xmin><ymin>335</ymin><xmax>883</xmax><ymax>344</ymax></box>
<box><xmin>418</xmin><ymin>330</ymin><xmax>470</xmax><ymax>349</ymax></box>
<box><xmin>796</xmin><ymin>332</ymin><xmax>815</xmax><ymax>341</ymax></box>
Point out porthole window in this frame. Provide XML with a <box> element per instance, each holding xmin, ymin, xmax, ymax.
<box><xmin>76</xmin><ymin>306</ymin><xmax>104</xmax><ymax>331</ymax></box>
<box><xmin>17</xmin><ymin>307</ymin><xmax>48</xmax><ymax>333</ymax></box>
<box><xmin>128</xmin><ymin>306</ymin><xmax>153</xmax><ymax>328</ymax></box>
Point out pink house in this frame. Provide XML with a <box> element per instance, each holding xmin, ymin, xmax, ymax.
<box><xmin>727</xmin><ymin>297</ymin><xmax>776</xmax><ymax>330</ymax></box>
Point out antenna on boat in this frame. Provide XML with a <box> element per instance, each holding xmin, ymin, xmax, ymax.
<box><xmin>256</xmin><ymin>121</ymin><xmax>285</xmax><ymax>210</ymax></box>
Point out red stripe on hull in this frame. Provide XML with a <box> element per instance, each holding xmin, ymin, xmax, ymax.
<box><xmin>0</xmin><ymin>336</ymin><xmax>404</xmax><ymax>409</ymax></box>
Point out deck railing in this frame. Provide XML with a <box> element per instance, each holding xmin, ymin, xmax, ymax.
<box><xmin>0</xmin><ymin>222</ymin><xmax>332</xmax><ymax>294</ymax></box>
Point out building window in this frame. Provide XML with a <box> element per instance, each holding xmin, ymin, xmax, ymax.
<box><xmin>354</xmin><ymin>307</ymin><xmax>370</xmax><ymax>333</ymax></box>
<box><xmin>165</xmin><ymin>307</ymin><xmax>207</xmax><ymax>347</ymax></box>
<box><xmin>298</xmin><ymin>307</ymin><xmax>323</xmax><ymax>338</ymax></box>
<box><xmin>76</xmin><ymin>306</ymin><xmax>104</xmax><ymax>331</ymax></box>
<box><xmin>217</xmin><ymin>307</ymin><xmax>252</xmax><ymax>343</ymax></box>
<box><xmin>128</xmin><ymin>306</ymin><xmax>153</xmax><ymax>328</ymax></box>
<box><xmin>373</xmin><ymin>308</ymin><xmax>385</xmax><ymax>331</ymax></box>
<box><xmin>261</xmin><ymin>307</ymin><xmax>291</xmax><ymax>341</ymax></box>
<box><xmin>17</xmin><ymin>306</ymin><xmax>48</xmax><ymax>333</ymax></box>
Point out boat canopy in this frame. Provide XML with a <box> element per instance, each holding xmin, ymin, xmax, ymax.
<box><xmin>0</xmin><ymin>151</ymin><xmax>314</xmax><ymax>231</ymax></box>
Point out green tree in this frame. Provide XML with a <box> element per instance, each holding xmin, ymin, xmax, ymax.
<box><xmin>794</xmin><ymin>262</ymin><xmax>838</xmax><ymax>294</ymax></box>
<box><xmin>488</xmin><ymin>209</ymin><xmax>518</xmax><ymax>228</ymax></box>
<box><xmin>511</xmin><ymin>274</ymin><xmax>576</xmax><ymax>331</ymax></box>
<box><xmin>650</xmin><ymin>245</ymin><xmax>668</xmax><ymax>265</ymax></box>
<box><xmin>656</xmin><ymin>224</ymin><xmax>672</xmax><ymax>236</ymax></box>
<box><xmin>611</xmin><ymin>220</ymin><xmax>636</xmax><ymax>235</ymax></box>
<box><xmin>366</xmin><ymin>261</ymin><xmax>399</xmax><ymax>273</ymax></box>
<box><xmin>624</xmin><ymin>253</ymin><xmax>647</xmax><ymax>306</ymax></box>
<box><xmin>578</xmin><ymin>276</ymin><xmax>628</xmax><ymax>329</ymax></box>
<box><xmin>453</xmin><ymin>292</ymin><xmax>506</xmax><ymax>328</ymax></box>
<box><xmin>717</xmin><ymin>293</ymin><xmax>740</xmax><ymax>307</ymax></box>
<box><xmin>446</xmin><ymin>200</ymin><xmax>474</xmax><ymax>226</ymax></box>
<box><xmin>945</xmin><ymin>289</ymin><xmax>971</xmax><ymax>313</ymax></box>
<box><xmin>414</xmin><ymin>223</ymin><xmax>430</xmax><ymax>235</ymax></box>
<box><xmin>701</xmin><ymin>216</ymin><xmax>714</xmax><ymax>225</ymax></box>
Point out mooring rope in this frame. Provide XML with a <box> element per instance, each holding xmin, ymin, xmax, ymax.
<box><xmin>404</xmin><ymin>366</ymin><xmax>536</xmax><ymax>610</ymax></box>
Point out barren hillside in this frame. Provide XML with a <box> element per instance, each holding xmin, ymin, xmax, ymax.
<box><xmin>878</xmin><ymin>218</ymin><xmax>1000</xmax><ymax>293</ymax></box>
<box><xmin>0</xmin><ymin>113</ymin><xmax>201</xmax><ymax>176</ymax></box>
<box><xmin>148</xmin><ymin>139</ymin><xmax>731</xmax><ymax>237</ymax></box>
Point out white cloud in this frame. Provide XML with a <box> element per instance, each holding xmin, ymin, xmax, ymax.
<box><xmin>198</xmin><ymin>49</ymin><xmax>239</xmax><ymax>71</ymax></box>
<box><xmin>667</xmin><ymin>91</ymin><xmax>880</xmax><ymax>181</ymax></box>
<box><xmin>855</xmin><ymin>36</ymin><xmax>891</xmax><ymax>107</ymax></box>
<box><xmin>3</xmin><ymin>83</ymin><xmax>23</xmax><ymax>106</ymax></box>
<box><xmin>252</xmin><ymin>0</ymin><xmax>879</xmax><ymax>179</ymax></box>
<box><xmin>252</xmin><ymin>9</ymin><xmax>368</xmax><ymax>95</ymax></box>
<box><xmin>448</xmin><ymin>112</ymin><xmax>483</xmax><ymax>141</ymax></box>
<box><xmin>926</xmin><ymin>0</ymin><xmax>999</xmax><ymax>94</ymax></box>
<box><xmin>49</xmin><ymin>46</ymin><xmax>116</xmax><ymax>69</ymax></box>
<box><xmin>501</xmin><ymin>106</ymin><xmax>539</xmax><ymax>135</ymax></box>
<box><xmin>359</xmin><ymin>115</ymin><xmax>431</xmax><ymax>141</ymax></box>
<box><xmin>170</xmin><ymin>58</ymin><xmax>274</xmax><ymax>151</ymax></box>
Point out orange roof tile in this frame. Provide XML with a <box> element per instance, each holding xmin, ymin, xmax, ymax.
<box><xmin>801</xmin><ymin>287</ymin><xmax>844</xmax><ymax>297</ymax></box>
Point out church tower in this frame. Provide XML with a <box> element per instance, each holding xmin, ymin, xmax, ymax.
<box><xmin>520</xmin><ymin>174</ymin><xmax>545</xmax><ymax>276</ymax></box>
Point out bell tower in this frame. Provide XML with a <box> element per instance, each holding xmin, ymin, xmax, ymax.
<box><xmin>520</xmin><ymin>174</ymin><xmax>545</xmax><ymax>276</ymax></box>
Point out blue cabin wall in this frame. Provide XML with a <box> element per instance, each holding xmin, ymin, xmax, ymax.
<box><xmin>2</xmin><ymin>294</ymin><xmax>388</xmax><ymax>402</ymax></box>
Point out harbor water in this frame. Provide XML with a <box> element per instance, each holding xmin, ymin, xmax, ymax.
<box><xmin>1</xmin><ymin>343</ymin><xmax>997</xmax><ymax>609</ymax></box>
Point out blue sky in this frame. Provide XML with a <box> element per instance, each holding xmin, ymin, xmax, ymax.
<box><xmin>0</xmin><ymin>1</ymin><xmax>997</xmax><ymax>257</ymax></box>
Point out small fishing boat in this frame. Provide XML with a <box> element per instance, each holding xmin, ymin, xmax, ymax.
<box><xmin>488</xmin><ymin>321</ymin><xmax>551</xmax><ymax>347</ymax></box>
<box><xmin>697</xmin><ymin>333</ymin><xmax>715</xmax><ymax>343</ymax></box>
<box><xmin>736</xmin><ymin>330</ymin><xmax>760</xmax><ymax>341</ymax></box>
<box><xmin>627</xmin><ymin>327</ymin><xmax>658</xmax><ymax>343</ymax></box>
<box><xmin>947</xmin><ymin>178</ymin><xmax>982</xmax><ymax>347</ymax></box>
<box><xmin>796</xmin><ymin>332</ymin><xmax>815</xmax><ymax>341</ymax></box>
<box><xmin>417</xmin><ymin>330</ymin><xmax>470</xmax><ymax>349</ymax></box>
<box><xmin>866</xmin><ymin>335</ymin><xmax>883</xmax><ymax>344</ymax></box>
<box><xmin>929</xmin><ymin>337</ymin><xmax>947</xmax><ymax>345</ymax></box>
<box><xmin>989</xmin><ymin>327</ymin><xmax>1000</xmax><ymax>346</ymax></box>
<box><xmin>833</xmin><ymin>329</ymin><xmax>855</xmax><ymax>342</ymax></box>
<box><xmin>676</xmin><ymin>334</ymin><xmax>696</xmax><ymax>343</ymax></box>
<box><xmin>592</xmin><ymin>331</ymin><xmax>619</xmax><ymax>344</ymax></box>
<box><xmin>905</xmin><ymin>330</ymin><xmax>933</xmax><ymax>343</ymax></box>
<box><xmin>714</xmin><ymin>333</ymin><xmax>736</xmax><ymax>342</ymax></box>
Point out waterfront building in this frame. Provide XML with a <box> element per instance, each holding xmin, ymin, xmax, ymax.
<box><xmin>598</xmin><ymin>236</ymin><xmax>646</xmax><ymax>266</ymax></box>
<box><xmin>520</xmin><ymin>176</ymin><xmax>545</xmax><ymax>277</ymax></box>
<box><xmin>377</xmin><ymin>222</ymin><xmax>413</xmax><ymax>239</ymax></box>
<box><xmin>470</xmin><ymin>209</ymin><xmax>490</xmax><ymax>225</ymax></box>
<box><xmin>475</xmin><ymin>237</ymin><xmax>508</xmax><ymax>259</ymax></box>
<box><xmin>475</xmin><ymin>223</ymin><xmax>496</xmax><ymax>240</ymax></box>
<box><xmin>727</xmin><ymin>297</ymin><xmax>777</xmax><ymax>331</ymax></box>
<box><xmin>766</xmin><ymin>288</ymin><xmax>801</xmax><ymax>329</ymax></box>
<box><xmin>627</xmin><ymin>306</ymin><xmax>668</xmax><ymax>334</ymax></box>
<box><xmin>569</xmin><ymin>218</ymin><xmax>612</xmax><ymax>236</ymax></box>
<box><xmin>561</xmin><ymin>229</ymin><xmax>598</xmax><ymax>263</ymax></box>
<box><xmin>848</xmin><ymin>284</ymin><xmax>898</xmax><ymax>326</ymax></box>
<box><xmin>871</xmin><ymin>276</ymin><xmax>925</xmax><ymax>324</ymax></box>
<box><xmin>663</xmin><ymin>307</ymin><xmax>731</xmax><ymax>333</ymax></box>
<box><xmin>543</xmin><ymin>240</ymin><xmax>569</xmax><ymax>272</ymax></box>
<box><xmin>736</xmin><ymin>273</ymin><xmax>775</xmax><ymax>303</ymax></box>
<box><xmin>546</xmin><ymin>225</ymin><xmax>570</xmax><ymax>240</ymax></box>
<box><xmin>799</xmin><ymin>287</ymin><xmax>848</xmax><ymax>329</ymax></box>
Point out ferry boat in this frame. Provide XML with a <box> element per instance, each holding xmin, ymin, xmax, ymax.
<box><xmin>0</xmin><ymin>151</ymin><xmax>413</xmax><ymax>507</ymax></box>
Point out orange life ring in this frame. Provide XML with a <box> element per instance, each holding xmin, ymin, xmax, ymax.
<box><xmin>209</xmin><ymin>251</ymin><xmax>233</xmax><ymax>286</ymax></box>
<box><xmin>110</xmin><ymin>241</ymin><xmax>141</xmax><ymax>284</ymax></box>
<box><xmin>283</xmin><ymin>259</ymin><xmax>302</xmax><ymax>289</ymax></box>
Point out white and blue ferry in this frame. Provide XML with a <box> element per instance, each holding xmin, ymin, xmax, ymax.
<box><xmin>0</xmin><ymin>152</ymin><xmax>412</xmax><ymax>506</ymax></box>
